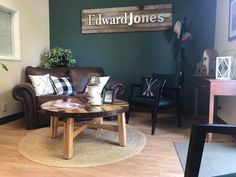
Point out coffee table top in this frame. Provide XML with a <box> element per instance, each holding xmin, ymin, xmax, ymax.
<box><xmin>41</xmin><ymin>98</ymin><xmax>129</xmax><ymax>118</ymax></box>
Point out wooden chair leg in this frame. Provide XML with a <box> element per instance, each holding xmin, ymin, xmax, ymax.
<box><xmin>151</xmin><ymin>110</ymin><xmax>157</xmax><ymax>135</ymax></box>
<box><xmin>126</xmin><ymin>105</ymin><xmax>131</xmax><ymax>124</ymax></box>
<box><xmin>126</xmin><ymin>110</ymin><xmax>130</xmax><ymax>124</ymax></box>
<box><xmin>177</xmin><ymin>109</ymin><xmax>181</xmax><ymax>127</ymax></box>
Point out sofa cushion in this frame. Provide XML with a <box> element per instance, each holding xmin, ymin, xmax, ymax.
<box><xmin>69</xmin><ymin>67</ymin><xmax>104</xmax><ymax>93</ymax></box>
<box><xmin>25</xmin><ymin>66</ymin><xmax>69</xmax><ymax>82</ymax></box>
<box><xmin>29</xmin><ymin>74</ymin><xmax>55</xmax><ymax>96</ymax></box>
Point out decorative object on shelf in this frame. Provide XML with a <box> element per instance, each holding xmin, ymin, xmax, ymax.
<box><xmin>229</xmin><ymin>0</ymin><xmax>236</xmax><ymax>41</ymax></box>
<box><xmin>102</xmin><ymin>89</ymin><xmax>114</xmax><ymax>104</ymax></box>
<box><xmin>173</xmin><ymin>18</ymin><xmax>193</xmax><ymax>80</ymax></box>
<box><xmin>216</xmin><ymin>56</ymin><xmax>235</xmax><ymax>80</ymax></box>
<box><xmin>87</xmin><ymin>75</ymin><xmax>110</xmax><ymax>105</ymax></box>
<box><xmin>195</xmin><ymin>49</ymin><xmax>219</xmax><ymax>77</ymax></box>
<box><xmin>87</xmin><ymin>75</ymin><xmax>102</xmax><ymax>105</ymax></box>
<box><xmin>40</xmin><ymin>47</ymin><xmax>76</xmax><ymax>68</ymax></box>
<box><xmin>173</xmin><ymin>20</ymin><xmax>182</xmax><ymax>39</ymax></box>
<box><xmin>0</xmin><ymin>62</ymin><xmax>8</xmax><ymax>71</ymax></box>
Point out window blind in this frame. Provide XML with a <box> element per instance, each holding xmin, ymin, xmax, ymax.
<box><xmin>0</xmin><ymin>9</ymin><xmax>13</xmax><ymax>56</ymax></box>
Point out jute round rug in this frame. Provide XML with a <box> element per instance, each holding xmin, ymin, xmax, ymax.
<box><xmin>18</xmin><ymin>126</ymin><xmax>146</xmax><ymax>167</ymax></box>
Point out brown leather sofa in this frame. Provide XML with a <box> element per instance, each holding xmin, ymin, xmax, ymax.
<box><xmin>12</xmin><ymin>66</ymin><xmax>124</xmax><ymax>129</ymax></box>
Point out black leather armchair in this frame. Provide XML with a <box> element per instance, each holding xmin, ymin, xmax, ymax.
<box><xmin>185</xmin><ymin>124</ymin><xmax>236</xmax><ymax>177</ymax></box>
<box><xmin>126</xmin><ymin>74</ymin><xmax>181</xmax><ymax>135</ymax></box>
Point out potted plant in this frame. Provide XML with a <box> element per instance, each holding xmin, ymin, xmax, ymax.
<box><xmin>87</xmin><ymin>75</ymin><xmax>102</xmax><ymax>105</ymax></box>
<box><xmin>40</xmin><ymin>47</ymin><xmax>76</xmax><ymax>68</ymax></box>
<box><xmin>0</xmin><ymin>62</ymin><xmax>8</xmax><ymax>71</ymax></box>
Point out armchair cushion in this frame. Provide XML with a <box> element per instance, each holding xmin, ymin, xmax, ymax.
<box><xmin>130</xmin><ymin>96</ymin><xmax>176</xmax><ymax>108</ymax></box>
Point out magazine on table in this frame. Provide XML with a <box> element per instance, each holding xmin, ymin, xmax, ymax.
<box><xmin>53</xmin><ymin>102</ymin><xmax>85</xmax><ymax>109</ymax></box>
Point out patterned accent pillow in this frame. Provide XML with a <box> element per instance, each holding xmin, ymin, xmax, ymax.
<box><xmin>50</xmin><ymin>76</ymin><xmax>75</xmax><ymax>95</ymax></box>
<box><xmin>141</xmin><ymin>77</ymin><xmax>166</xmax><ymax>98</ymax></box>
<box><xmin>29</xmin><ymin>74</ymin><xmax>55</xmax><ymax>96</ymax></box>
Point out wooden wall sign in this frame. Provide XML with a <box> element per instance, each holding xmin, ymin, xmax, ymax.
<box><xmin>81</xmin><ymin>4</ymin><xmax>172</xmax><ymax>34</ymax></box>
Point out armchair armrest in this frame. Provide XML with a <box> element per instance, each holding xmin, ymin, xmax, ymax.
<box><xmin>185</xmin><ymin>124</ymin><xmax>236</xmax><ymax>177</ymax></box>
<box><xmin>162</xmin><ymin>86</ymin><xmax>181</xmax><ymax>98</ymax></box>
<box><xmin>162</xmin><ymin>86</ymin><xmax>180</xmax><ymax>93</ymax></box>
<box><xmin>12</xmin><ymin>82</ymin><xmax>37</xmax><ymax>129</ymax></box>
<box><xmin>105</xmin><ymin>81</ymin><xmax>124</xmax><ymax>98</ymax></box>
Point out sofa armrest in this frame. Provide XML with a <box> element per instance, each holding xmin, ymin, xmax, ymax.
<box><xmin>105</xmin><ymin>81</ymin><xmax>124</xmax><ymax>98</ymax></box>
<box><xmin>12</xmin><ymin>82</ymin><xmax>37</xmax><ymax>129</ymax></box>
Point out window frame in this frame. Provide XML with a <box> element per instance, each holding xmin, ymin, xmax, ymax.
<box><xmin>0</xmin><ymin>5</ymin><xmax>21</xmax><ymax>60</ymax></box>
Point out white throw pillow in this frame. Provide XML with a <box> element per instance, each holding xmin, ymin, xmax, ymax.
<box><xmin>85</xmin><ymin>76</ymin><xmax>110</xmax><ymax>94</ymax></box>
<box><xmin>29</xmin><ymin>74</ymin><xmax>54</xmax><ymax>96</ymax></box>
<box><xmin>97</xmin><ymin>76</ymin><xmax>110</xmax><ymax>94</ymax></box>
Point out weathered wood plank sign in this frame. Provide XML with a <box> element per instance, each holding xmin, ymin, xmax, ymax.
<box><xmin>81</xmin><ymin>4</ymin><xmax>172</xmax><ymax>34</ymax></box>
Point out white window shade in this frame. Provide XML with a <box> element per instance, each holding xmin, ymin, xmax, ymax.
<box><xmin>0</xmin><ymin>5</ymin><xmax>20</xmax><ymax>60</ymax></box>
<box><xmin>0</xmin><ymin>9</ymin><xmax>13</xmax><ymax>56</ymax></box>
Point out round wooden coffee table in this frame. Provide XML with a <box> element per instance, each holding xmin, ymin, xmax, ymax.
<box><xmin>41</xmin><ymin>98</ymin><xmax>129</xmax><ymax>159</ymax></box>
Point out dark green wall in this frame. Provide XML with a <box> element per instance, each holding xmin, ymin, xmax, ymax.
<box><xmin>49</xmin><ymin>0</ymin><xmax>187</xmax><ymax>96</ymax></box>
<box><xmin>49</xmin><ymin>0</ymin><xmax>216</xmax><ymax>113</ymax></box>
<box><xmin>183</xmin><ymin>0</ymin><xmax>216</xmax><ymax>114</ymax></box>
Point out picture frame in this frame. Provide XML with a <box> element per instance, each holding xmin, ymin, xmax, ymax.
<box><xmin>229</xmin><ymin>0</ymin><xmax>236</xmax><ymax>41</ymax></box>
<box><xmin>216</xmin><ymin>56</ymin><xmax>233</xmax><ymax>80</ymax></box>
<box><xmin>102</xmin><ymin>89</ymin><xmax>114</xmax><ymax>104</ymax></box>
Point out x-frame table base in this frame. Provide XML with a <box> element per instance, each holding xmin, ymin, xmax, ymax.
<box><xmin>50</xmin><ymin>113</ymin><xmax>127</xmax><ymax>159</ymax></box>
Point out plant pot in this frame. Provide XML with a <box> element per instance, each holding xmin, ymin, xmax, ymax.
<box><xmin>87</xmin><ymin>86</ymin><xmax>102</xmax><ymax>105</ymax></box>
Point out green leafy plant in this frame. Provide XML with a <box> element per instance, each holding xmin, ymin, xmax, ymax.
<box><xmin>0</xmin><ymin>62</ymin><xmax>8</xmax><ymax>71</ymax></box>
<box><xmin>40</xmin><ymin>47</ymin><xmax>76</xmax><ymax>68</ymax></box>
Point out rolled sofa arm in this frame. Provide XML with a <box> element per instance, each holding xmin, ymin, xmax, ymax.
<box><xmin>12</xmin><ymin>82</ymin><xmax>37</xmax><ymax>129</ymax></box>
<box><xmin>105</xmin><ymin>81</ymin><xmax>124</xmax><ymax>98</ymax></box>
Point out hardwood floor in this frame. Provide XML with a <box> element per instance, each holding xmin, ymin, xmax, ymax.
<box><xmin>0</xmin><ymin>112</ymin><xmax>234</xmax><ymax>177</ymax></box>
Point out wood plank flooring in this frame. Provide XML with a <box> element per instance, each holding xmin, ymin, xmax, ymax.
<box><xmin>0</xmin><ymin>112</ymin><xmax>234</xmax><ymax>177</ymax></box>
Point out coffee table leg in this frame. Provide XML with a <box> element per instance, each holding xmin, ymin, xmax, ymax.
<box><xmin>118</xmin><ymin>113</ymin><xmax>127</xmax><ymax>147</ymax></box>
<box><xmin>96</xmin><ymin>117</ymin><xmax>103</xmax><ymax>124</ymax></box>
<box><xmin>50</xmin><ymin>116</ymin><xmax>58</xmax><ymax>139</ymax></box>
<box><xmin>63</xmin><ymin>118</ymin><xmax>74</xmax><ymax>159</ymax></box>
<box><xmin>95</xmin><ymin>117</ymin><xmax>103</xmax><ymax>131</ymax></box>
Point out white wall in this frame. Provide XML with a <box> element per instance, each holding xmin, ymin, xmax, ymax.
<box><xmin>0</xmin><ymin>0</ymin><xmax>49</xmax><ymax>118</ymax></box>
<box><xmin>215</xmin><ymin>0</ymin><xmax>236</xmax><ymax>124</ymax></box>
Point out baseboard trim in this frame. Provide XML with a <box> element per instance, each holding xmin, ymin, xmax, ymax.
<box><xmin>0</xmin><ymin>112</ymin><xmax>24</xmax><ymax>125</ymax></box>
